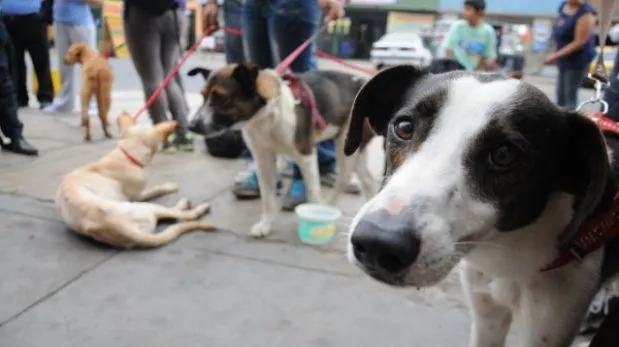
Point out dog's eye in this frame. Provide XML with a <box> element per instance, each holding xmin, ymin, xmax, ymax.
<box><xmin>392</xmin><ymin>117</ymin><xmax>414</xmax><ymax>141</ymax></box>
<box><xmin>488</xmin><ymin>143</ymin><xmax>521</xmax><ymax>170</ymax></box>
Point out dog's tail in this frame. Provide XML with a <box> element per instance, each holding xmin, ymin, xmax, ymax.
<box><xmin>187</xmin><ymin>67</ymin><xmax>211</xmax><ymax>81</ymax></box>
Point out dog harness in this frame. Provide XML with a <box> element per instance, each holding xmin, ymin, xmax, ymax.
<box><xmin>282</xmin><ymin>72</ymin><xmax>327</xmax><ymax>130</ymax></box>
<box><xmin>119</xmin><ymin>145</ymin><xmax>144</xmax><ymax>168</ymax></box>
<box><xmin>541</xmin><ymin>112</ymin><xmax>619</xmax><ymax>272</ymax></box>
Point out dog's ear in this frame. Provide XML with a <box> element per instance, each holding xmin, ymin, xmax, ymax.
<box><xmin>344</xmin><ymin>65</ymin><xmax>426</xmax><ymax>155</ymax></box>
<box><xmin>559</xmin><ymin>112</ymin><xmax>616</xmax><ymax>248</ymax></box>
<box><xmin>232</xmin><ymin>63</ymin><xmax>260</xmax><ymax>95</ymax></box>
<box><xmin>117</xmin><ymin>111</ymin><xmax>135</xmax><ymax>136</ymax></box>
<box><xmin>187</xmin><ymin>67</ymin><xmax>212</xmax><ymax>81</ymax></box>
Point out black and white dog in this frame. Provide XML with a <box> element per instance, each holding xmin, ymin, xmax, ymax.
<box><xmin>188</xmin><ymin>63</ymin><xmax>378</xmax><ymax>237</ymax></box>
<box><xmin>344</xmin><ymin>65</ymin><xmax>619</xmax><ymax>346</ymax></box>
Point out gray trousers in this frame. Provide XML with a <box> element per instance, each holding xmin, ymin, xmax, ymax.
<box><xmin>123</xmin><ymin>5</ymin><xmax>189</xmax><ymax>135</ymax></box>
<box><xmin>52</xmin><ymin>22</ymin><xmax>96</xmax><ymax>111</ymax></box>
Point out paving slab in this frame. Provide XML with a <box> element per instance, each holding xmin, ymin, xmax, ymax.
<box><xmin>0</xmin><ymin>231</ymin><xmax>469</xmax><ymax>347</ymax></box>
<box><xmin>0</xmin><ymin>208</ymin><xmax>114</xmax><ymax>325</ymax></box>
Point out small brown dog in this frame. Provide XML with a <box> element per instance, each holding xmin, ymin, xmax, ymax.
<box><xmin>55</xmin><ymin>112</ymin><xmax>215</xmax><ymax>249</ymax></box>
<box><xmin>64</xmin><ymin>42</ymin><xmax>113</xmax><ymax>141</ymax></box>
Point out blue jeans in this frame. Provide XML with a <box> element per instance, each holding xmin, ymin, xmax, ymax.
<box><xmin>241</xmin><ymin>0</ymin><xmax>336</xmax><ymax>179</ymax></box>
<box><xmin>223</xmin><ymin>0</ymin><xmax>245</xmax><ymax>64</ymax></box>
<box><xmin>604</xmin><ymin>52</ymin><xmax>619</xmax><ymax>121</ymax></box>
<box><xmin>556</xmin><ymin>67</ymin><xmax>588</xmax><ymax>110</ymax></box>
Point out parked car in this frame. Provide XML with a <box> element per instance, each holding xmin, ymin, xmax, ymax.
<box><xmin>370</xmin><ymin>32</ymin><xmax>433</xmax><ymax>70</ymax></box>
<box><xmin>583</xmin><ymin>46</ymin><xmax>617</xmax><ymax>88</ymax></box>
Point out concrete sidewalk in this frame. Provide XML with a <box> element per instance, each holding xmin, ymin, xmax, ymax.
<box><xmin>1</xmin><ymin>55</ymin><xmax>593</xmax><ymax>346</ymax></box>
<box><xmin>0</xmin><ymin>94</ymin><xmax>472</xmax><ymax>347</ymax></box>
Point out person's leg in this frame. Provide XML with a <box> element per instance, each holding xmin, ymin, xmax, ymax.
<box><xmin>232</xmin><ymin>0</ymin><xmax>280</xmax><ymax>199</ymax></box>
<box><xmin>564</xmin><ymin>68</ymin><xmax>588</xmax><ymax>111</ymax></box>
<box><xmin>0</xmin><ymin>21</ymin><xmax>37</xmax><ymax>155</ymax></box>
<box><xmin>604</xmin><ymin>52</ymin><xmax>619</xmax><ymax>121</ymax></box>
<box><xmin>2</xmin><ymin>16</ymin><xmax>29</xmax><ymax>107</ymax></box>
<box><xmin>44</xmin><ymin>22</ymin><xmax>74</xmax><ymax>112</ymax></box>
<box><xmin>24</xmin><ymin>13</ymin><xmax>54</xmax><ymax>107</ymax></box>
<box><xmin>555</xmin><ymin>67</ymin><xmax>567</xmax><ymax>108</ymax></box>
<box><xmin>223</xmin><ymin>0</ymin><xmax>245</xmax><ymax>64</ymax></box>
<box><xmin>270</xmin><ymin>0</ymin><xmax>344</xmax><ymax>209</ymax></box>
<box><xmin>160</xmin><ymin>9</ymin><xmax>193</xmax><ymax>151</ymax></box>
<box><xmin>123</xmin><ymin>6</ymin><xmax>170</xmax><ymax>134</ymax></box>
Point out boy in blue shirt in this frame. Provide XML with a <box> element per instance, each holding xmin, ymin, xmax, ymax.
<box><xmin>442</xmin><ymin>0</ymin><xmax>498</xmax><ymax>71</ymax></box>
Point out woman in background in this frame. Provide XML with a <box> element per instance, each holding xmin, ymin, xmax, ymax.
<box><xmin>123</xmin><ymin>0</ymin><xmax>193</xmax><ymax>153</ymax></box>
<box><xmin>43</xmin><ymin>0</ymin><xmax>99</xmax><ymax>114</ymax></box>
<box><xmin>545</xmin><ymin>0</ymin><xmax>596</xmax><ymax>110</ymax></box>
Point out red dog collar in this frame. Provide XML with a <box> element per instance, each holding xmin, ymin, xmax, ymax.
<box><xmin>119</xmin><ymin>145</ymin><xmax>144</xmax><ymax>168</ymax></box>
<box><xmin>541</xmin><ymin>112</ymin><xmax>619</xmax><ymax>271</ymax></box>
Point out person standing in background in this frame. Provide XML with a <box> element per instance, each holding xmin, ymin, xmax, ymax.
<box><xmin>545</xmin><ymin>0</ymin><xmax>596</xmax><ymax>110</ymax></box>
<box><xmin>43</xmin><ymin>0</ymin><xmax>100</xmax><ymax>115</ymax></box>
<box><xmin>442</xmin><ymin>0</ymin><xmax>498</xmax><ymax>71</ymax></box>
<box><xmin>0</xmin><ymin>0</ymin><xmax>39</xmax><ymax>156</ymax></box>
<box><xmin>1</xmin><ymin>0</ymin><xmax>54</xmax><ymax>109</ymax></box>
<box><xmin>123</xmin><ymin>0</ymin><xmax>193</xmax><ymax>153</ymax></box>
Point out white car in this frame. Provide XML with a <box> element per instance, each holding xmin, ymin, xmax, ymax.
<box><xmin>370</xmin><ymin>32</ymin><xmax>433</xmax><ymax>70</ymax></box>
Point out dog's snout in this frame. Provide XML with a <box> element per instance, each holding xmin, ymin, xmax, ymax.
<box><xmin>351</xmin><ymin>211</ymin><xmax>420</xmax><ymax>275</ymax></box>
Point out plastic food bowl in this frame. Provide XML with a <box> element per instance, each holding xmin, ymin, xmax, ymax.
<box><xmin>294</xmin><ymin>203</ymin><xmax>342</xmax><ymax>245</ymax></box>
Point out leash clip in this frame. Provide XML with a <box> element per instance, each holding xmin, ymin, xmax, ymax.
<box><xmin>577</xmin><ymin>74</ymin><xmax>610</xmax><ymax>114</ymax></box>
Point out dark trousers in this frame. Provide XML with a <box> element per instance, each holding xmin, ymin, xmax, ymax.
<box><xmin>242</xmin><ymin>0</ymin><xmax>336</xmax><ymax>179</ymax></box>
<box><xmin>2</xmin><ymin>13</ymin><xmax>54</xmax><ymax>106</ymax></box>
<box><xmin>0</xmin><ymin>20</ymin><xmax>24</xmax><ymax>139</ymax></box>
<box><xmin>604</xmin><ymin>51</ymin><xmax>619</xmax><ymax>121</ymax></box>
<box><xmin>556</xmin><ymin>67</ymin><xmax>588</xmax><ymax>110</ymax></box>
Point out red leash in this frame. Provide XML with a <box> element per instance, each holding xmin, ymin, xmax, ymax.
<box><xmin>222</xmin><ymin>26</ymin><xmax>376</xmax><ymax>76</ymax></box>
<box><xmin>132</xmin><ymin>26</ymin><xmax>217</xmax><ymax>121</ymax></box>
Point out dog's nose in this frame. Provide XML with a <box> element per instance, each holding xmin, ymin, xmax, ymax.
<box><xmin>351</xmin><ymin>211</ymin><xmax>421</xmax><ymax>274</ymax></box>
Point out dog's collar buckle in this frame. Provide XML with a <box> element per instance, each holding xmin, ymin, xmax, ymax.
<box><xmin>541</xmin><ymin>194</ymin><xmax>619</xmax><ymax>272</ymax></box>
<box><xmin>119</xmin><ymin>145</ymin><xmax>144</xmax><ymax>168</ymax></box>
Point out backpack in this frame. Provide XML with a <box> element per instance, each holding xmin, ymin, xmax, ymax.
<box><xmin>188</xmin><ymin>114</ymin><xmax>247</xmax><ymax>159</ymax></box>
<box><xmin>126</xmin><ymin>0</ymin><xmax>178</xmax><ymax>16</ymax></box>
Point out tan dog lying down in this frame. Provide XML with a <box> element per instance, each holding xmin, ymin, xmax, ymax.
<box><xmin>55</xmin><ymin>112</ymin><xmax>214</xmax><ymax>248</ymax></box>
<box><xmin>64</xmin><ymin>42</ymin><xmax>113</xmax><ymax>141</ymax></box>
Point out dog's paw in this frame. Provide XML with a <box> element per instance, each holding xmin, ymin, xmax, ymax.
<box><xmin>191</xmin><ymin>203</ymin><xmax>210</xmax><ymax>219</ymax></box>
<box><xmin>104</xmin><ymin>131</ymin><xmax>113</xmax><ymax>139</ymax></box>
<box><xmin>84</xmin><ymin>134</ymin><xmax>92</xmax><ymax>141</ymax></box>
<box><xmin>250</xmin><ymin>221</ymin><xmax>272</xmax><ymax>238</ymax></box>
<box><xmin>160</xmin><ymin>182</ymin><xmax>180</xmax><ymax>194</ymax></box>
<box><xmin>175</xmin><ymin>198</ymin><xmax>190</xmax><ymax>210</ymax></box>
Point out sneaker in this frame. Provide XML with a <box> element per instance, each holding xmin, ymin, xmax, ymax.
<box><xmin>174</xmin><ymin>132</ymin><xmax>194</xmax><ymax>152</ymax></box>
<box><xmin>39</xmin><ymin>101</ymin><xmax>52</xmax><ymax>110</ymax></box>
<box><xmin>282</xmin><ymin>179</ymin><xmax>307</xmax><ymax>211</ymax></box>
<box><xmin>320</xmin><ymin>171</ymin><xmax>362</xmax><ymax>195</ymax></box>
<box><xmin>580</xmin><ymin>287</ymin><xmax>619</xmax><ymax>335</ymax></box>
<box><xmin>232</xmin><ymin>165</ymin><xmax>283</xmax><ymax>200</ymax></box>
<box><xmin>161</xmin><ymin>134</ymin><xmax>177</xmax><ymax>154</ymax></box>
<box><xmin>42</xmin><ymin>103</ymin><xmax>73</xmax><ymax>113</ymax></box>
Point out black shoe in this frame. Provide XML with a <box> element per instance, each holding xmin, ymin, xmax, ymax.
<box><xmin>18</xmin><ymin>100</ymin><xmax>29</xmax><ymax>108</ymax></box>
<box><xmin>2</xmin><ymin>137</ymin><xmax>39</xmax><ymax>156</ymax></box>
<box><xmin>39</xmin><ymin>101</ymin><xmax>53</xmax><ymax>110</ymax></box>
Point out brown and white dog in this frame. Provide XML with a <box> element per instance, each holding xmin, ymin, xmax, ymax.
<box><xmin>187</xmin><ymin>63</ymin><xmax>378</xmax><ymax>237</ymax></box>
<box><xmin>64</xmin><ymin>42</ymin><xmax>113</xmax><ymax>141</ymax></box>
<box><xmin>344</xmin><ymin>65</ymin><xmax>619</xmax><ymax>346</ymax></box>
<box><xmin>55</xmin><ymin>112</ymin><xmax>214</xmax><ymax>248</ymax></box>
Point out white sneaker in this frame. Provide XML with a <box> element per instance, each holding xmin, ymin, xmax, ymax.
<box><xmin>42</xmin><ymin>103</ymin><xmax>73</xmax><ymax>113</ymax></box>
